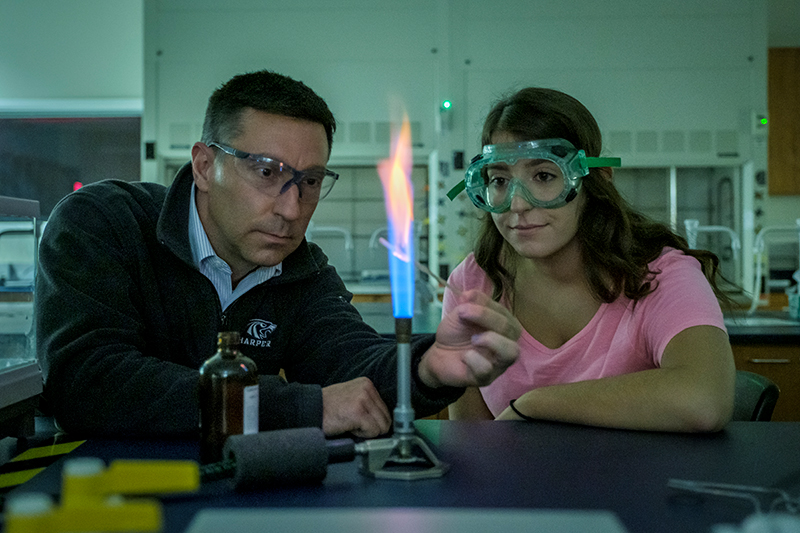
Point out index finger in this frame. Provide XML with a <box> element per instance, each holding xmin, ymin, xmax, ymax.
<box><xmin>454</xmin><ymin>291</ymin><xmax>522</xmax><ymax>339</ymax></box>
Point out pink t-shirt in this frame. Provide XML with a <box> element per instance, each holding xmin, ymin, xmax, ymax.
<box><xmin>444</xmin><ymin>248</ymin><xmax>727</xmax><ymax>417</ymax></box>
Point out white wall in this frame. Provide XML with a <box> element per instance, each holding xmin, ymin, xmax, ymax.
<box><xmin>450</xmin><ymin>1</ymin><xmax>766</xmax><ymax>163</ymax></box>
<box><xmin>0</xmin><ymin>0</ymin><xmax>143</xmax><ymax>114</ymax></box>
<box><xmin>142</xmin><ymin>0</ymin><xmax>445</xmax><ymax>167</ymax></box>
<box><xmin>1</xmin><ymin>0</ymin><xmax>792</xmax><ymax>171</ymax></box>
<box><xmin>143</xmin><ymin>0</ymin><xmax>768</xmax><ymax>167</ymax></box>
<box><xmin>1</xmin><ymin>0</ymin><xmax>796</xmax><ymax>276</ymax></box>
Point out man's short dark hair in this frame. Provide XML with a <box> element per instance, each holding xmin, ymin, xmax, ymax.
<box><xmin>201</xmin><ymin>70</ymin><xmax>336</xmax><ymax>153</ymax></box>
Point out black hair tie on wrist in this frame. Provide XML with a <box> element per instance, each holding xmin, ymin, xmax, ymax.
<box><xmin>509</xmin><ymin>399</ymin><xmax>536</xmax><ymax>422</ymax></box>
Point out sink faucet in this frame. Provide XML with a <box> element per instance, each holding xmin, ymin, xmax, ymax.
<box><xmin>683</xmin><ymin>219</ymin><xmax>741</xmax><ymax>256</ymax></box>
<box><xmin>368</xmin><ymin>227</ymin><xmax>389</xmax><ymax>249</ymax></box>
<box><xmin>305</xmin><ymin>221</ymin><xmax>354</xmax><ymax>250</ymax></box>
<box><xmin>746</xmin><ymin>219</ymin><xmax>800</xmax><ymax>315</ymax></box>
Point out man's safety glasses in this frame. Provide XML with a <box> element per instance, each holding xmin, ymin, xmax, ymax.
<box><xmin>209</xmin><ymin>142</ymin><xmax>338</xmax><ymax>204</ymax></box>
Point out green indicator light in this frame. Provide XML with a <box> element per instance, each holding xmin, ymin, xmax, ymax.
<box><xmin>760</xmin><ymin>117</ymin><xmax>768</xmax><ymax>125</ymax></box>
<box><xmin>441</xmin><ymin>100</ymin><xmax>452</xmax><ymax>110</ymax></box>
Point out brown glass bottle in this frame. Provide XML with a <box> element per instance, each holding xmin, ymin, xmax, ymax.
<box><xmin>199</xmin><ymin>331</ymin><xmax>259</xmax><ymax>464</ymax></box>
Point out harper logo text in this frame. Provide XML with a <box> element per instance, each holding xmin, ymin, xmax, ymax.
<box><xmin>242</xmin><ymin>319</ymin><xmax>277</xmax><ymax>347</ymax></box>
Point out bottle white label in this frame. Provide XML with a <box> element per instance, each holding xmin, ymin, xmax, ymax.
<box><xmin>243</xmin><ymin>384</ymin><xmax>259</xmax><ymax>435</ymax></box>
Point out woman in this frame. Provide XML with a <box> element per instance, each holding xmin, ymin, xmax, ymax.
<box><xmin>445</xmin><ymin>87</ymin><xmax>735</xmax><ymax>432</ymax></box>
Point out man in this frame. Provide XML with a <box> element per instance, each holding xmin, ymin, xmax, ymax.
<box><xmin>36</xmin><ymin>70</ymin><xmax>520</xmax><ymax>439</ymax></box>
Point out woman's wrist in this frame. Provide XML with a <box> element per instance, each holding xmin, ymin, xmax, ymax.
<box><xmin>509</xmin><ymin>398</ymin><xmax>537</xmax><ymax>421</ymax></box>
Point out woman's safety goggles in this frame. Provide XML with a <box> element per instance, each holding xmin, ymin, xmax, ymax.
<box><xmin>446</xmin><ymin>139</ymin><xmax>621</xmax><ymax>213</ymax></box>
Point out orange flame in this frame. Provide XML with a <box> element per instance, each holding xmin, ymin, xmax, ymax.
<box><xmin>378</xmin><ymin>114</ymin><xmax>414</xmax><ymax>262</ymax></box>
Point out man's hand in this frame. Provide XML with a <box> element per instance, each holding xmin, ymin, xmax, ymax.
<box><xmin>419</xmin><ymin>290</ymin><xmax>521</xmax><ymax>389</ymax></box>
<box><xmin>321</xmin><ymin>377</ymin><xmax>391</xmax><ymax>438</ymax></box>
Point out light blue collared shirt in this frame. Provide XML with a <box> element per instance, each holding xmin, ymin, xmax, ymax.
<box><xmin>188</xmin><ymin>185</ymin><xmax>282</xmax><ymax>311</ymax></box>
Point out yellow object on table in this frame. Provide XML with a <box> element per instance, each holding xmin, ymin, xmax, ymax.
<box><xmin>5</xmin><ymin>457</ymin><xmax>200</xmax><ymax>533</ymax></box>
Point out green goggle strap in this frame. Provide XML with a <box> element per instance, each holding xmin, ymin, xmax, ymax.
<box><xmin>585</xmin><ymin>156</ymin><xmax>622</xmax><ymax>168</ymax></box>
<box><xmin>446</xmin><ymin>156</ymin><xmax>622</xmax><ymax>201</ymax></box>
<box><xmin>445</xmin><ymin>180</ymin><xmax>467</xmax><ymax>201</ymax></box>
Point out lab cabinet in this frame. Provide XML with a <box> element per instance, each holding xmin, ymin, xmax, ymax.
<box><xmin>768</xmin><ymin>48</ymin><xmax>800</xmax><ymax>196</ymax></box>
<box><xmin>0</xmin><ymin>195</ymin><xmax>43</xmax><ymax>439</ymax></box>
<box><xmin>732</xmin><ymin>343</ymin><xmax>800</xmax><ymax>421</ymax></box>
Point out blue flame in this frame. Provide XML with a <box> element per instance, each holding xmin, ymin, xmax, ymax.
<box><xmin>387</xmin><ymin>226</ymin><xmax>414</xmax><ymax>318</ymax></box>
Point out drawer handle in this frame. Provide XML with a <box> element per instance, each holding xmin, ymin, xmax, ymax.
<box><xmin>749</xmin><ymin>358</ymin><xmax>791</xmax><ymax>364</ymax></box>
